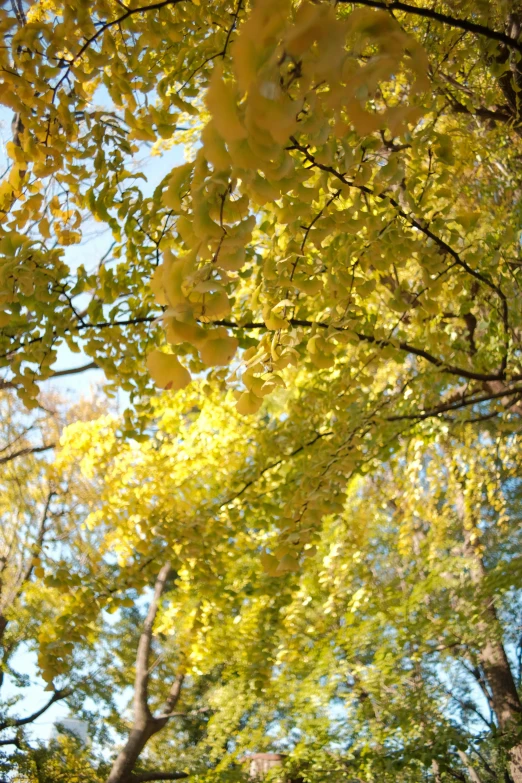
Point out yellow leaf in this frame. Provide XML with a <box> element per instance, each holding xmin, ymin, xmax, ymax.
<box><xmin>205</xmin><ymin>63</ymin><xmax>246</xmax><ymax>143</ymax></box>
<box><xmin>162</xmin><ymin>250</ymin><xmax>194</xmax><ymax>308</ymax></box>
<box><xmin>262</xmin><ymin>304</ymin><xmax>289</xmax><ymax>331</ymax></box>
<box><xmin>146</xmin><ymin>350</ymin><xmax>191</xmax><ymax>390</ymax></box>
<box><xmin>149</xmin><ymin>265</ymin><xmax>167</xmax><ymax>306</ymax></box>
<box><xmin>166</xmin><ymin>317</ymin><xmax>207</xmax><ymax>346</ymax></box>
<box><xmin>0</xmin><ymin>181</ymin><xmax>14</xmax><ymax>210</ymax></box>
<box><xmin>55</xmin><ymin>228</ymin><xmax>82</xmax><ymax>246</ymax></box>
<box><xmin>39</xmin><ymin>217</ymin><xmax>51</xmax><ymax>239</ymax></box>
<box><xmin>202</xmin><ymin>121</ymin><xmax>231</xmax><ymax>171</ymax></box>
<box><xmin>292</xmin><ymin>275</ymin><xmax>323</xmax><ymax>295</ymax></box>
<box><xmin>276</xmin><ymin>553</ymin><xmax>300</xmax><ymax>573</ymax></box>
<box><xmin>199</xmin><ymin>330</ymin><xmax>238</xmax><ymax>366</ymax></box>
<box><xmin>345</xmin><ymin>98</ymin><xmax>382</xmax><ymax>136</ymax></box>
<box><xmin>195</xmin><ymin>289</ymin><xmax>231</xmax><ymax>321</ymax></box>
<box><xmin>260</xmin><ymin>551</ymin><xmax>281</xmax><ymax>576</ymax></box>
<box><xmin>215</xmin><ymin>244</ymin><xmax>245</xmax><ymax>272</ymax></box>
<box><xmin>162</xmin><ymin>162</ymin><xmax>194</xmax><ymax>212</ymax></box>
<box><xmin>236</xmin><ymin>390</ymin><xmax>263</xmax><ymax>415</ymax></box>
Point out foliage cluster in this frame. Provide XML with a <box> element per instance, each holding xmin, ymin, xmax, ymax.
<box><xmin>1</xmin><ymin>1</ymin><xmax>522</xmax><ymax>783</ymax></box>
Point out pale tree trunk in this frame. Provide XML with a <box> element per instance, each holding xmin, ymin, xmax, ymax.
<box><xmin>457</xmin><ymin>750</ymin><xmax>483</xmax><ymax>783</ymax></box>
<box><xmin>107</xmin><ymin>564</ymin><xmax>187</xmax><ymax>783</ymax></box>
<box><xmin>431</xmin><ymin>759</ymin><xmax>442</xmax><ymax>783</ymax></box>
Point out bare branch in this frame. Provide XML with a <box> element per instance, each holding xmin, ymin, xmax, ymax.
<box><xmin>0</xmin><ymin>688</ymin><xmax>70</xmax><ymax>731</ymax></box>
<box><xmin>0</xmin><ymin>442</ymin><xmax>55</xmax><ymax>465</ymax></box>
<box><xmin>0</xmin><ymin>361</ymin><xmax>100</xmax><ymax>391</ymax></box>
<box><xmin>48</xmin><ymin>361</ymin><xmax>100</xmax><ymax>380</ymax></box>
<box><xmin>15</xmin><ymin>490</ymin><xmax>55</xmax><ymax>588</ymax></box>
<box><xmin>0</xmin><ymin>735</ymin><xmax>22</xmax><ymax>747</ymax></box>
<box><xmin>0</xmin><ymin>488</ymin><xmax>56</xmax><ymax>641</ymax></box>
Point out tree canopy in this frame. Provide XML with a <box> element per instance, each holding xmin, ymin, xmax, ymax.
<box><xmin>2</xmin><ymin>0</ymin><xmax>522</xmax><ymax>782</ymax></box>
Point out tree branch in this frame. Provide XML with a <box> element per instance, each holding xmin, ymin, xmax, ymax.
<box><xmin>0</xmin><ymin>688</ymin><xmax>70</xmax><ymax>731</ymax></box>
<box><xmin>154</xmin><ymin>706</ymin><xmax>210</xmax><ymax>722</ymax></box>
<box><xmin>134</xmin><ymin>563</ymin><xmax>171</xmax><ymax>724</ymax></box>
<box><xmin>0</xmin><ymin>488</ymin><xmax>56</xmax><ymax>639</ymax></box>
<box><xmin>0</xmin><ymin>443</ymin><xmax>55</xmax><ymax>465</ymax></box>
<box><xmin>0</xmin><ymin>735</ymin><xmax>22</xmax><ymax>747</ymax></box>
<box><xmin>457</xmin><ymin>750</ymin><xmax>484</xmax><ymax>783</ymax></box>
<box><xmin>344</xmin><ymin>0</ymin><xmax>522</xmax><ymax>55</ymax></box>
<box><xmin>130</xmin><ymin>774</ymin><xmax>189</xmax><ymax>782</ymax></box>
<box><xmin>384</xmin><ymin>384</ymin><xmax>522</xmax><ymax>421</ymax></box>
<box><xmin>156</xmin><ymin>672</ymin><xmax>184</xmax><ymax>725</ymax></box>
<box><xmin>214</xmin><ymin>318</ymin><xmax>512</xmax><ymax>383</ymax></box>
<box><xmin>48</xmin><ymin>361</ymin><xmax>100</xmax><ymax>380</ymax></box>
<box><xmin>288</xmin><ymin>138</ymin><xmax>510</xmax><ymax>375</ymax></box>
<box><xmin>17</xmin><ymin>489</ymin><xmax>55</xmax><ymax>585</ymax></box>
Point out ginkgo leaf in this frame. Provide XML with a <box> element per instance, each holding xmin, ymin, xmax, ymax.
<box><xmin>146</xmin><ymin>350</ymin><xmax>191</xmax><ymax>390</ymax></box>
<box><xmin>199</xmin><ymin>331</ymin><xmax>239</xmax><ymax>366</ymax></box>
<box><xmin>162</xmin><ymin>162</ymin><xmax>194</xmax><ymax>212</ymax></box>
<box><xmin>345</xmin><ymin>98</ymin><xmax>382</xmax><ymax>136</ymax></box>
<box><xmin>202</xmin><ymin>121</ymin><xmax>231</xmax><ymax>171</ymax></box>
<box><xmin>205</xmin><ymin>63</ymin><xmax>246</xmax><ymax>142</ymax></box>
<box><xmin>166</xmin><ymin>317</ymin><xmax>207</xmax><ymax>346</ymax></box>
<box><xmin>276</xmin><ymin>553</ymin><xmax>300</xmax><ymax>573</ymax></box>
<box><xmin>236</xmin><ymin>390</ymin><xmax>263</xmax><ymax>415</ymax></box>
<box><xmin>149</xmin><ymin>266</ymin><xmax>168</xmax><ymax>306</ymax></box>
<box><xmin>260</xmin><ymin>551</ymin><xmax>281</xmax><ymax>576</ymax></box>
<box><xmin>292</xmin><ymin>275</ymin><xmax>323</xmax><ymax>295</ymax></box>
<box><xmin>195</xmin><ymin>290</ymin><xmax>231</xmax><ymax>321</ymax></box>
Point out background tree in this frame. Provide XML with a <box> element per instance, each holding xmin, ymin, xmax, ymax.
<box><xmin>0</xmin><ymin>388</ymin><xmax>117</xmax><ymax>763</ymax></box>
<box><xmin>54</xmin><ymin>387</ymin><xmax>522</xmax><ymax>782</ymax></box>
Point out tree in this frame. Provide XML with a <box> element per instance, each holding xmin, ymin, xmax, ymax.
<box><xmin>0</xmin><ymin>0</ymin><xmax>520</xmax><ymax>421</ymax></box>
<box><xmin>56</xmin><ymin>388</ymin><xmax>522</xmax><ymax>782</ymax></box>
<box><xmin>9</xmin><ymin>734</ymin><xmax>109</xmax><ymax>783</ymax></box>
<box><xmin>0</xmin><ymin>385</ymin><xmax>298</xmax><ymax>782</ymax></box>
<box><xmin>2</xmin><ymin>369</ymin><xmax>522</xmax><ymax>782</ymax></box>
<box><xmin>3</xmin><ymin>0</ymin><xmax>522</xmax><ymax>780</ymax></box>
<box><xmin>252</xmin><ymin>427</ymin><xmax>522</xmax><ymax>782</ymax></box>
<box><xmin>0</xmin><ymin>387</ymin><xmax>120</xmax><ymax>762</ymax></box>
<box><xmin>1</xmin><ymin>0</ymin><xmax>522</xmax><ymax>587</ymax></box>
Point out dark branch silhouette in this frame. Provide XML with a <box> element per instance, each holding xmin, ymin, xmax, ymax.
<box><xmin>344</xmin><ymin>0</ymin><xmax>522</xmax><ymax>54</ymax></box>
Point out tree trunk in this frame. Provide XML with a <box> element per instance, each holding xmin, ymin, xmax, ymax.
<box><xmin>105</xmin><ymin>564</ymin><xmax>187</xmax><ymax>783</ymax></box>
<box><xmin>0</xmin><ymin>614</ymin><xmax>7</xmax><ymax>646</ymax></box>
<box><xmin>480</xmin><ymin>636</ymin><xmax>521</xmax><ymax>731</ymax></box>
<box><xmin>457</xmin><ymin>750</ymin><xmax>483</xmax><ymax>783</ymax></box>
<box><xmin>462</xmin><ymin>526</ymin><xmax>522</xmax><ymax>782</ymax></box>
<box><xmin>107</xmin><ymin>722</ymin><xmax>157</xmax><ymax>783</ymax></box>
<box><xmin>431</xmin><ymin>759</ymin><xmax>442</xmax><ymax>783</ymax></box>
<box><xmin>475</xmin><ymin>585</ymin><xmax>522</xmax><ymax>781</ymax></box>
